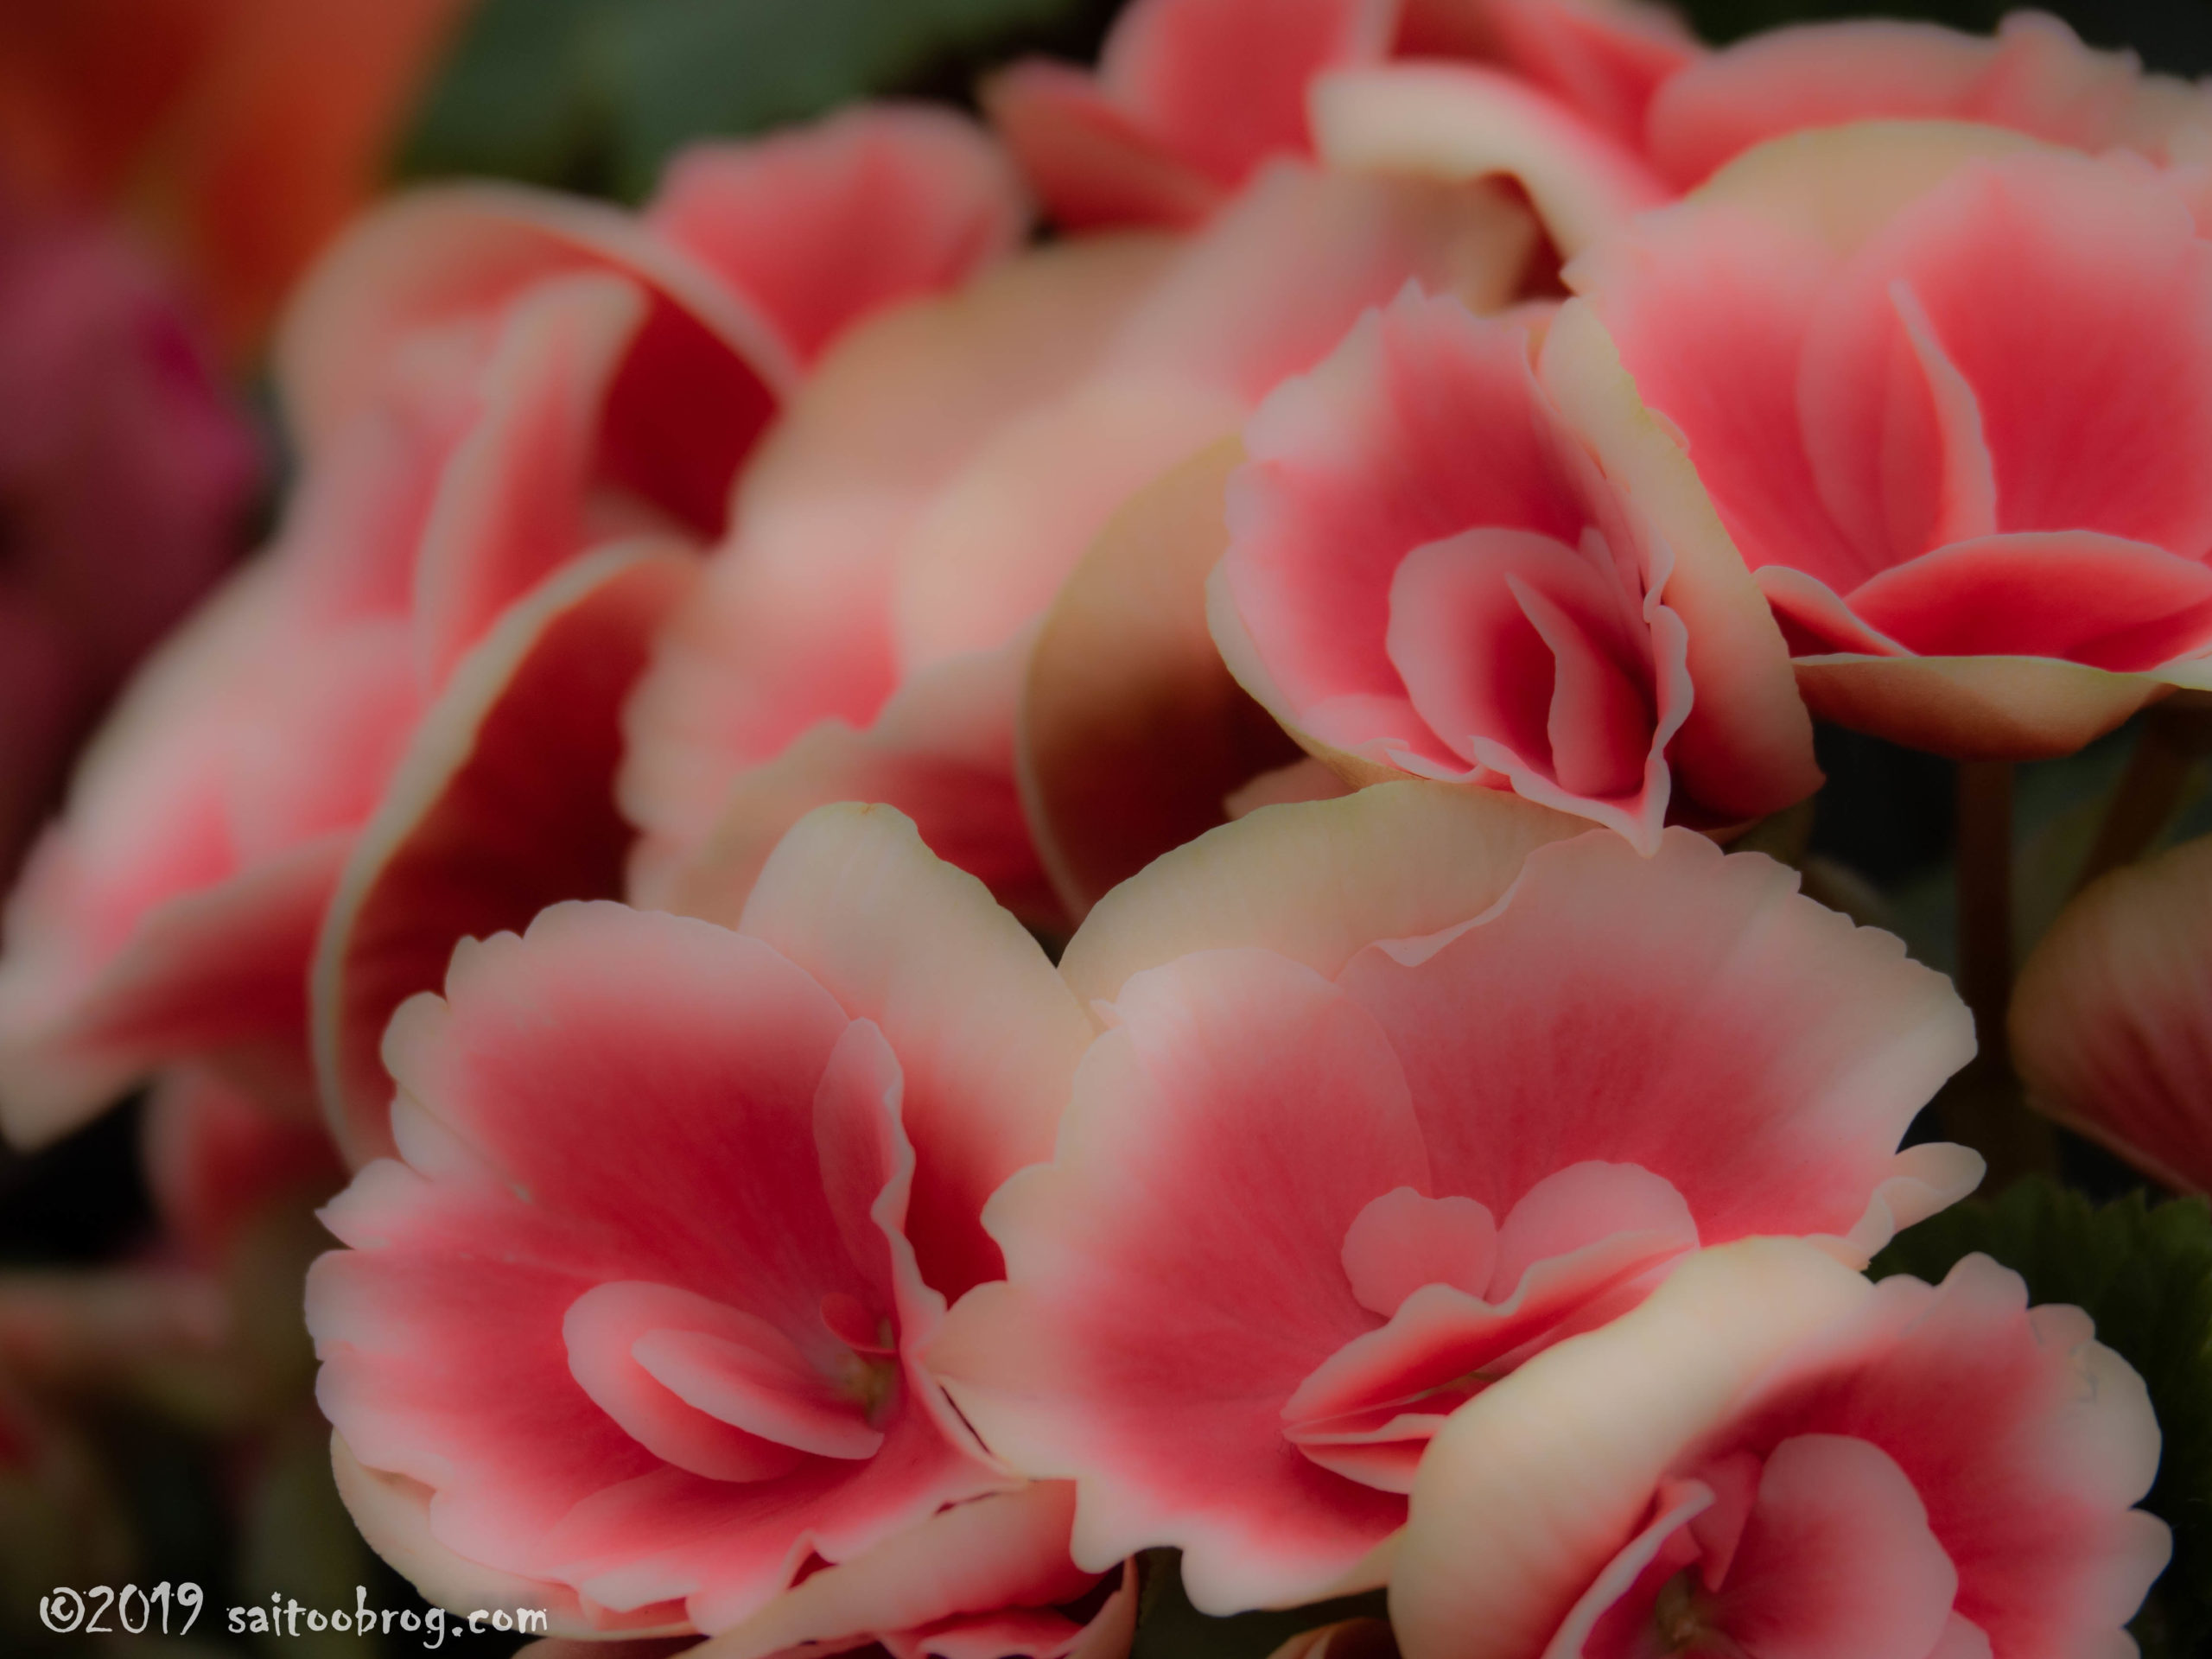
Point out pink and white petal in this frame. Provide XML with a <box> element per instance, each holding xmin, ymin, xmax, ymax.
<box><xmin>1223</xmin><ymin>292</ymin><xmax>1596</xmax><ymax>735</ymax></box>
<box><xmin>1649</xmin><ymin>13</ymin><xmax>2212</xmax><ymax>189</ymax></box>
<box><xmin>1831</xmin><ymin>1141</ymin><xmax>1987</xmax><ymax>1266</ymax></box>
<box><xmin>1105</xmin><ymin>162</ymin><xmax>1537</xmax><ymax>405</ymax></box>
<box><xmin>619</xmin><ymin>236</ymin><xmax>1178</xmax><ymax>899</ymax></box>
<box><xmin>931</xmin><ymin>950</ymin><xmax>1429</xmax><ymax>1611</ymax></box>
<box><xmin>542</xmin><ymin>1397</ymin><xmax>1005</xmax><ymax>1631</ymax></box>
<box><xmin>1840</xmin><ymin>152</ymin><xmax>2212</xmax><ymax>556</ymax></box>
<box><xmin>1094</xmin><ymin>0</ymin><xmax>1399</xmax><ymax>187</ymax></box>
<box><xmin>377</xmin><ymin>902</ymin><xmax>859</xmax><ymax>1313</ymax></box>
<box><xmin>1844</xmin><ymin>534</ymin><xmax>2212</xmax><ymax>671</ymax></box>
<box><xmin>0</xmin><ymin>830</ymin><xmax>350</xmax><ymax>1147</ymax></box>
<box><xmin>737</xmin><ymin>803</ymin><xmax>1093</xmax><ymax>1303</ymax></box>
<box><xmin>330</xmin><ymin>1435</ymin><xmax>692</xmax><ymax>1637</ymax></box>
<box><xmin>1565</xmin><ymin>203</ymin><xmax>1870</xmax><ymax>593</ymax></box>
<box><xmin>313</xmin><ymin>543</ymin><xmax>695</xmax><ymax>1166</ymax></box>
<box><xmin>1672</xmin><ymin>122</ymin><xmax>2046</xmax><ymax>264</ymax></box>
<box><xmin>1310</xmin><ymin>63</ymin><xmax>1669</xmax><ymax>257</ymax></box>
<box><xmin>1789</xmin><ymin>653</ymin><xmax>2170</xmax><ymax>761</ymax></box>
<box><xmin>1428</xmin><ymin>0</ymin><xmax>1701</xmax><ymax>146</ymax></box>
<box><xmin>652</xmin><ymin>638</ymin><xmax>1057</xmax><ymax>932</ymax></box>
<box><xmin>275</xmin><ymin>186</ymin><xmax>791</xmax><ymax>535</ymax></box>
<box><xmin>1710</xmin><ymin>1434</ymin><xmax>1957</xmax><ymax>1659</ymax></box>
<box><xmin>1389</xmin><ymin>1239</ymin><xmax>1874</xmax><ymax>1659</ymax></box>
<box><xmin>1720</xmin><ymin>1257</ymin><xmax>2169</xmax><ymax>1655</ymax></box>
<box><xmin>691</xmin><ymin>1484</ymin><xmax>1095</xmax><ymax>1659</ymax></box>
<box><xmin>647</xmin><ymin>105</ymin><xmax>1028</xmax><ymax>367</ymax></box>
<box><xmin>1756</xmin><ymin>567</ymin><xmax>1912</xmax><ymax>659</ymax></box>
<box><xmin>1338</xmin><ymin>829</ymin><xmax>1974</xmax><ymax>1239</ymax></box>
<box><xmin>410</xmin><ymin>273</ymin><xmax>653</xmax><ymax>684</ymax></box>
<box><xmin>2013</xmin><ymin>833</ymin><xmax>2212</xmax><ymax>1193</ymax></box>
<box><xmin>1018</xmin><ymin>439</ymin><xmax>1306</xmax><ymax>920</ymax></box>
<box><xmin>1058</xmin><ymin>781</ymin><xmax>1583</xmax><ymax>1018</ymax></box>
<box><xmin>1537</xmin><ymin>303</ymin><xmax>1819</xmax><ymax>823</ymax></box>
<box><xmin>982</xmin><ymin>61</ymin><xmax>1224</xmax><ymax>230</ymax></box>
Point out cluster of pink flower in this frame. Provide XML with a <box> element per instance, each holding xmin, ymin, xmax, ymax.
<box><xmin>3</xmin><ymin>0</ymin><xmax>2208</xmax><ymax>1654</ymax></box>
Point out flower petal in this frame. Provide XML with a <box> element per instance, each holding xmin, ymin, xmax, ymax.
<box><xmin>312</xmin><ymin>544</ymin><xmax>694</xmax><ymax>1166</ymax></box>
<box><xmin>1335</xmin><ymin>829</ymin><xmax>1974</xmax><ymax>1243</ymax></box>
<box><xmin>647</xmin><ymin>104</ymin><xmax>1027</xmax><ymax>366</ymax></box>
<box><xmin>2013</xmin><ymin>831</ymin><xmax>2212</xmax><ymax>1193</ymax></box>
<box><xmin>931</xmin><ymin>949</ymin><xmax>1427</xmax><ymax>1612</ymax></box>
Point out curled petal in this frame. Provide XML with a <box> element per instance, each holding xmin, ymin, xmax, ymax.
<box><xmin>313</xmin><ymin>544</ymin><xmax>694</xmax><ymax>1166</ymax></box>
<box><xmin>1311</xmin><ymin>62</ymin><xmax>1669</xmax><ymax>257</ymax></box>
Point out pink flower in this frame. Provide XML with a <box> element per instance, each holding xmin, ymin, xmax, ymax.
<box><xmin>1390</xmin><ymin>1238</ymin><xmax>2170</xmax><ymax>1659</ymax></box>
<box><xmin>929</xmin><ymin>784</ymin><xmax>1980</xmax><ymax>1612</ymax></box>
<box><xmin>308</xmin><ymin>804</ymin><xmax>1107</xmax><ymax>1637</ymax></box>
<box><xmin>0</xmin><ymin>106</ymin><xmax>1020</xmax><ymax>1153</ymax></box>
<box><xmin>618</xmin><ymin>161</ymin><xmax>1537</xmax><ymax>929</ymax></box>
<box><xmin>0</xmin><ymin>205</ymin><xmax>257</xmax><ymax>886</ymax></box>
<box><xmin>1572</xmin><ymin>124</ymin><xmax>2212</xmax><ymax>759</ymax></box>
<box><xmin>982</xmin><ymin>0</ymin><xmax>1695</xmax><ymax>233</ymax></box>
<box><xmin>2012</xmin><ymin>832</ymin><xmax>2212</xmax><ymax>1195</ymax></box>
<box><xmin>1210</xmin><ymin>285</ymin><xmax>1818</xmax><ymax>850</ymax></box>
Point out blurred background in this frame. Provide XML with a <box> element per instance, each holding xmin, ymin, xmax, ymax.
<box><xmin>1</xmin><ymin>0</ymin><xmax>2209</xmax><ymax>1653</ymax></box>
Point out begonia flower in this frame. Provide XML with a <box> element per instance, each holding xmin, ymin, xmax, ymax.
<box><xmin>2012</xmin><ymin>833</ymin><xmax>2212</xmax><ymax>1195</ymax></box>
<box><xmin>1571</xmin><ymin>123</ymin><xmax>2212</xmax><ymax>759</ymax></box>
<box><xmin>619</xmin><ymin>162</ymin><xmax>1536</xmax><ymax>928</ymax></box>
<box><xmin>929</xmin><ymin>784</ymin><xmax>1980</xmax><ymax>1612</ymax></box>
<box><xmin>0</xmin><ymin>204</ymin><xmax>257</xmax><ymax>887</ymax></box>
<box><xmin>0</xmin><ymin>0</ymin><xmax>474</xmax><ymax>356</ymax></box>
<box><xmin>308</xmin><ymin>804</ymin><xmax>1105</xmax><ymax>1637</ymax></box>
<box><xmin>982</xmin><ymin>0</ymin><xmax>1694</xmax><ymax>238</ymax></box>
<box><xmin>1208</xmin><ymin>285</ymin><xmax>1818</xmax><ymax>852</ymax></box>
<box><xmin>0</xmin><ymin>105</ymin><xmax>1020</xmax><ymax>1152</ymax></box>
<box><xmin>1390</xmin><ymin>1237</ymin><xmax>2169</xmax><ymax>1659</ymax></box>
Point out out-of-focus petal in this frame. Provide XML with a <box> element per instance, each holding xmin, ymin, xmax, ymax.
<box><xmin>647</xmin><ymin>105</ymin><xmax>1029</xmax><ymax>367</ymax></box>
<box><xmin>276</xmin><ymin>185</ymin><xmax>791</xmax><ymax>536</ymax></box>
<box><xmin>311</xmin><ymin>543</ymin><xmax>695</xmax><ymax>1167</ymax></box>
<box><xmin>2013</xmin><ymin>832</ymin><xmax>2212</xmax><ymax>1192</ymax></box>
<box><xmin>1019</xmin><ymin>440</ymin><xmax>1302</xmax><ymax>919</ymax></box>
<box><xmin>1311</xmin><ymin>62</ymin><xmax>1669</xmax><ymax>257</ymax></box>
<box><xmin>1649</xmin><ymin>12</ymin><xmax>2212</xmax><ymax>189</ymax></box>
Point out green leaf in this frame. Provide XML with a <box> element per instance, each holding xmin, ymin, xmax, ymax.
<box><xmin>1130</xmin><ymin>1550</ymin><xmax>1387</xmax><ymax>1659</ymax></box>
<box><xmin>1872</xmin><ymin>1179</ymin><xmax>2212</xmax><ymax>1656</ymax></box>
<box><xmin>398</xmin><ymin>0</ymin><xmax>1110</xmax><ymax>200</ymax></box>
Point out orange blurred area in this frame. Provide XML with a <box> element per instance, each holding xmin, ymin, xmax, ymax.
<box><xmin>0</xmin><ymin>0</ymin><xmax>474</xmax><ymax>359</ymax></box>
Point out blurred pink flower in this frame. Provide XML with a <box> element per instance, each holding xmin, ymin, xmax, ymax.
<box><xmin>0</xmin><ymin>205</ymin><xmax>257</xmax><ymax>886</ymax></box>
<box><xmin>1211</xmin><ymin>287</ymin><xmax>1816</xmax><ymax>849</ymax></box>
<box><xmin>1575</xmin><ymin>126</ymin><xmax>2212</xmax><ymax>759</ymax></box>
<box><xmin>930</xmin><ymin>785</ymin><xmax>1980</xmax><ymax>1612</ymax></box>
<box><xmin>1391</xmin><ymin>1238</ymin><xmax>2169</xmax><ymax>1659</ymax></box>
<box><xmin>0</xmin><ymin>105</ymin><xmax>1020</xmax><ymax>1155</ymax></box>
<box><xmin>619</xmin><ymin>161</ymin><xmax>1537</xmax><ymax>932</ymax></box>
<box><xmin>308</xmin><ymin>804</ymin><xmax>1104</xmax><ymax>1637</ymax></box>
<box><xmin>982</xmin><ymin>0</ymin><xmax>1695</xmax><ymax>232</ymax></box>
